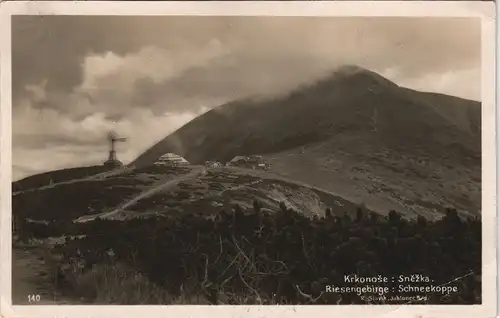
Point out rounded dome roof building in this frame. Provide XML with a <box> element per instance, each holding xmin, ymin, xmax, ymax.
<box><xmin>154</xmin><ymin>153</ymin><xmax>190</xmax><ymax>166</ymax></box>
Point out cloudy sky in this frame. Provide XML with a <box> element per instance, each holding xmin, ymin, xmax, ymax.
<box><xmin>12</xmin><ymin>16</ymin><xmax>481</xmax><ymax>181</ymax></box>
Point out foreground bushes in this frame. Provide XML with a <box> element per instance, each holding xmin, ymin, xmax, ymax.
<box><xmin>19</xmin><ymin>202</ymin><xmax>481</xmax><ymax>305</ymax></box>
<box><xmin>58</xmin><ymin>262</ymin><xmax>211</xmax><ymax>304</ymax></box>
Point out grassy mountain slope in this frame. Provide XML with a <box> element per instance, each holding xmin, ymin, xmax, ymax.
<box><xmin>11</xmin><ymin>65</ymin><xmax>482</xmax><ymax>305</ymax></box>
<box><xmin>13</xmin><ymin>165</ymin><xmax>358</xmax><ymax>222</ymax></box>
<box><xmin>132</xmin><ymin>66</ymin><xmax>480</xmax><ymax>166</ymax></box>
<box><xmin>13</xmin><ymin>166</ymin><xmax>109</xmax><ymax>193</ymax></box>
<box><xmin>130</xmin><ymin>65</ymin><xmax>481</xmax><ymax>217</ymax></box>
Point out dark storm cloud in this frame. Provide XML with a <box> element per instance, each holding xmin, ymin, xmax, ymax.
<box><xmin>13</xmin><ymin>16</ymin><xmax>480</xmax><ymax>106</ymax></box>
<box><xmin>12</xmin><ymin>15</ymin><xmax>233</xmax><ymax>99</ymax></box>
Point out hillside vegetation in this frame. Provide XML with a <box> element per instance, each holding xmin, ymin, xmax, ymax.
<box><xmin>11</xmin><ymin>65</ymin><xmax>482</xmax><ymax>305</ymax></box>
<box><xmin>133</xmin><ymin>66</ymin><xmax>480</xmax><ymax>166</ymax></box>
<box><xmin>130</xmin><ymin>65</ymin><xmax>481</xmax><ymax>217</ymax></box>
<box><xmin>13</xmin><ymin>165</ymin><xmax>355</xmax><ymax>223</ymax></box>
<box><xmin>15</xmin><ymin>201</ymin><xmax>481</xmax><ymax>305</ymax></box>
<box><xmin>13</xmin><ymin>166</ymin><xmax>109</xmax><ymax>193</ymax></box>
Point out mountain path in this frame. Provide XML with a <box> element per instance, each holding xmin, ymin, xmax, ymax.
<box><xmin>74</xmin><ymin>166</ymin><xmax>207</xmax><ymax>223</ymax></box>
<box><xmin>13</xmin><ymin>166</ymin><xmax>133</xmax><ymax>196</ymax></box>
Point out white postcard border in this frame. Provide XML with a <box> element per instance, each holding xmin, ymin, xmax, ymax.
<box><xmin>0</xmin><ymin>2</ymin><xmax>496</xmax><ymax>318</ymax></box>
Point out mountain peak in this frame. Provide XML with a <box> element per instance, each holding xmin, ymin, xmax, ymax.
<box><xmin>335</xmin><ymin>64</ymin><xmax>369</xmax><ymax>75</ymax></box>
<box><xmin>329</xmin><ymin>64</ymin><xmax>399</xmax><ymax>89</ymax></box>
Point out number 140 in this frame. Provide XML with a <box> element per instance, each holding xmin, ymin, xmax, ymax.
<box><xmin>28</xmin><ymin>294</ymin><xmax>41</xmax><ymax>303</ymax></box>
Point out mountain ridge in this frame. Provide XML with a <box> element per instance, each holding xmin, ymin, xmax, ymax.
<box><xmin>131</xmin><ymin>65</ymin><xmax>480</xmax><ymax>167</ymax></box>
<box><xmin>129</xmin><ymin>65</ymin><xmax>481</xmax><ymax>217</ymax></box>
<box><xmin>13</xmin><ymin>65</ymin><xmax>481</xmax><ymax>219</ymax></box>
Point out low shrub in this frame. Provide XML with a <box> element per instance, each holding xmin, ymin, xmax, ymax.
<box><xmin>22</xmin><ymin>201</ymin><xmax>481</xmax><ymax>305</ymax></box>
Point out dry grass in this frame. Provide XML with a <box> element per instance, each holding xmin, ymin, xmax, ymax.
<box><xmin>50</xmin><ymin>257</ymin><xmax>211</xmax><ymax>304</ymax></box>
<box><xmin>52</xmin><ymin>257</ymin><xmax>277</xmax><ymax>305</ymax></box>
<box><xmin>31</xmin><ymin>242</ymin><xmax>208</xmax><ymax>305</ymax></box>
<box><xmin>69</xmin><ymin>263</ymin><xmax>194</xmax><ymax>304</ymax></box>
<box><xmin>39</xmin><ymin>236</ymin><xmax>286</xmax><ymax>305</ymax></box>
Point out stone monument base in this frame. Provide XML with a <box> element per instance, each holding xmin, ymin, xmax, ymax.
<box><xmin>103</xmin><ymin>159</ymin><xmax>123</xmax><ymax>169</ymax></box>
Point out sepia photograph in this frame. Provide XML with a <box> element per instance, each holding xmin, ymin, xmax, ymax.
<box><xmin>0</xmin><ymin>2</ymin><xmax>496</xmax><ymax>318</ymax></box>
